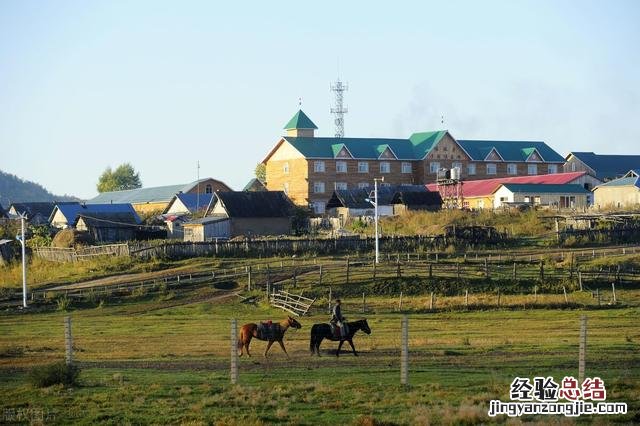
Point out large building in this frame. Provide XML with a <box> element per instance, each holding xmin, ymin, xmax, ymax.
<box><xmin>564</xmin><ymin>152</ymin><xmax>640</xmax><ymax>183</ymax></box>
<box><xmin>593</xmin><ymin>170</ymin><xmax>640</xmax><ymax>209</ymax></box>
<box><xmin>262</xmin><ymin>110</ymin><xmax>566</xmax><ymax>213</ymax></box>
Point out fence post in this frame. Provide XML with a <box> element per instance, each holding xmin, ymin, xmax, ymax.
<box><xmin>563</xmin><ymin>286</ymin><xmax>568</xmax><ymax>304</ymax></box>
<box><xmin>396</xmin><ymin>259</ymin><xmax>401</xmax><ymax>278</ymax></box>
<box><xmin>596</xmin><ymin>288</ymin><xmax>600</xmax><ymax>306</ymax></box>
<box><xmin>230</xmin><ymin>318</ymin><xmax>238</xmax><ymax>384</ymax></box>
<box><xmin>319</xmin><ymin>265</ymin><xmax>323</xmax><ymax>286</ymax></box>
<box><xmin>362</xmin><ymin>292</ymin><xmax>366</xmax><ymax>313</ymax></box>
<box><xmin>485</xmin><ymin>259</ymin><xmax>489</xmax><ymax>278</ymax></box>
<box><xmin>401</xmin><ymin>315</ymin><xmax>408</xmax><ymax>386</ymax></box>
<box><xmin>539</xmin><ymin>261</ymin><xmax>544</xmax><ymax>281</ymax></box>
<box><xmin>398</xmin><ymin>291</ymin><xmax>403</xmax><ymax>311</ymax></box>
<box><xmin>247</xmin><ymin>266</ymin><xmax>252</xmax><ymax>292</ymax></box>
<box><xmin>612</xmin><ymin>283</ymin><xmax>617</xmax><ymax>304</ymax></box>
<box><xmin>328</xmin><ymin>286</ymin><xmax>332</xmax><ymax>314</ymax></box>
<box><xmin>465</xmin><ymin>289</ymin><xmax>469</xmax><ymax>308</ymax></box>
<box><xmin>456</xmin><ymin>262</ymin><xmax>461</xmax><ymax>284</ymax></box>
<box><xmin>346</xmin><ymin>257</ymin><xmax>350</xmax><ymax>285</ymax></box>
<box><xmin>428</xmin><ymin>263</ymin><xmax>433</xmax><ymax>279</ymax></box>
<box><xmin>578</xmin><ymin>270</ymin><xmax>583</xmax><ymax>291</ymax></box>
<box><xmin>534</xmin><ymin>285</ymin><xmax>538</xmax><ymax>303</ymax></box>
<box><xmin>64</xmin><ymin>316</ymin><xmax>73</xmax><ymax>366</ymax></box>
<box><xmin>292</xmin><ymin>268</ymin><xmax>297</xmax><ymax>288</ymax></box>
<box><xmin>497</xmin><ymin>288</ymin><xmax>501</xmax><ymax>308</ymax></box>
<box><xmin>435</xmin><ymin>253</ymin><xmax>439</xmax><ymax>263</ymax></box>
<box><xmin>429</xmin><ymin>292</ymin><xmax>434</xmax><ymax>311</ymax></box>
<box><xmin>266</xmin><ymin>264</ymin><xmax>271</xmax><ymax>297</ymax></box>
<box><xmin>373</xmin><ymin>261</ymin><xmax>377</xmax><ymax>280</ymax></box>
<box><xmin>512</xmin><ymin>262</ymin><xmax>517</xmax><ymax>280</ymax></box>
<box><xmin>579</xmin><ymin>315</ymin><xmax>587</xmax><ymax>384</ymax></box>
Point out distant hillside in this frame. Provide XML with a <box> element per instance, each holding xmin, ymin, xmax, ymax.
<box><xmin>0</xmin><ymin>170</ymin><xmax>79</xmax><ymax>207</ymax></box>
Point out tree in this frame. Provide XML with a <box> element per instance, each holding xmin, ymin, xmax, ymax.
<box><xmin>96</xmin><ymin>163</ymin><xmax>142</xmax><ymax>193</ymax></box>
<box><xmin>254</xmin><ymin>163</ymin><xmax>266</xmax><ymax>183</ymax></box>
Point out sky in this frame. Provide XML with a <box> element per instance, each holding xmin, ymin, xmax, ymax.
<box><xmin>1</xmin><ymin>0</ymin><xmax>639</xmax><ymax>200</ymax></box>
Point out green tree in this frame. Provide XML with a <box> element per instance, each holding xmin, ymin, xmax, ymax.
<box><xmin>254</xmin><ymin>163</ymin><xmax>266</xmax><ymax>183</ymax></box>
<box><xmin>97</xmin><ymin>163</ymin><xmax>142</xmax><ymax>192</ymax></box>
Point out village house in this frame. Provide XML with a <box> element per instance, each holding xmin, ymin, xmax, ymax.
<box><xmin>492</xmin><ymin>184</ymin><xmax>591</xmax><ymax>209</ymax></box>
<box><xmin>262</xmin><ymin>110</ymin><xmax>565</xmax><ymax>214</ymax></box>
<box><xmin>9</xmin><ymin>202</ymin><xmax>78</xmax><ymax>225</ymax></box>
<box><xmin>325</xmin><ymin>185</ymin><xmax>432</xmax><ymax>220</ymax></box>
<box><xmin>391</xmin><ymin>190</ymin><xmax>443</xmax><ymax>214</ymax></box>
<box><xmin>183</xmin><ymin>191</ymin><xmax>294</xmax><ymax>241</ymax></box>
<box><xmin>87</xmin><ymin>178</ymin><xmax>231</xmax><ymax>215</ymax></box>
<box><xmin>426</xmin><ymin>171</ymin><xmax>600</xmax><ymax>209</ymax></box>
<box><xmin>563</xmin><ymin>152</ymin><xmax>640</xmax><ymax>183</ymax></box>
<box><xmin>593</xmin><ymin>170</ymin><xmax>640</xmax><ymax>209</ymax></box>
<box><xmin>49</xmin><ymin>203</ymin><xmax>140</xmax><ymax>229</ymax></box>
<box><xmin>76</xmin><ymin>212</ymin><xmax>140</xmax><ymax>243</ymax></box>
<box><xmin>163</xmin><ymin>193</ymin><xmax>216</xmax><ymax>216</ymax></box>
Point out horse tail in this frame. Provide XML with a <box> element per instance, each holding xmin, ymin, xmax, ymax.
<box><xmin>237</xmin><ymin>327</ymin><xmax>244</xmax><ymax>349</ymax></box>
<box><xmin>309</xmin><ymin>324</ymin><xmax>317</xmax><ymax>353</ymax></box>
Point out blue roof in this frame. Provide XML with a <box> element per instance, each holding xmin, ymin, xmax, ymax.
<box><xmin>52</xmin><ymin>203</ymin><xmax>141</xmax><ymax>225</ymax></box>
<box><xmin>173</xmin><ymin>193</ymin><xmax>215</xmax><ymax>213</ymax></box>
<box><xmin>458</xmin><ymin>140</ymin><xmax>565</xmax><ymax>162</ymax></box>
<box><xmin>596</xmin><ymin>175</ymin><xmax>640</xmax><ymax>189</ymax></box>
<box><xmin>570</xmin><ymin>152</ymin><xmax>640</xmax><ymax>181</ymax></box>
<box><xmin>499</xmin><ymin>184</ymin><xmax>590</xmax><ymax>194</ymax></box>
<box><xmin>86</xmin><ymin>179</ymin><xmax>225</xmax><ymax>204</ymax></box>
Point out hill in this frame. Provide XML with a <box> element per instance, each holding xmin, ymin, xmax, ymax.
<box><xmin>0</xmin><ymin>170</ymin><xmax>78</xmax><ymax>206</ymax></box>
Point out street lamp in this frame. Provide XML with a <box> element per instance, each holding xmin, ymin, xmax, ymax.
<box><xmin>366</xmin><ymin>177</ymin><xmax>384</xmax><ymax>264</ymax></box>
<box><xmin>15</xmin><ymin>213</ymin><xmax>27</xmax><ymax>308</ymax></box>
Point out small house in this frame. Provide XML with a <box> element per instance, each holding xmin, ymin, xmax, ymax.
<box><xmin>76</xmin><ymin>212</ymin><xmax>139</xmax><ymax>242</ymax></box>
<box><xmin>164</xmin><ymin>193</ymin><xmax>216</xmax><ymax>216</ymax></box>
<box><xmin>492</xmin><ymin>184</ymin><xmax>590</xmax><ymax>209</ymax></box>
<box><xmin>242</xmin><ymin>178</ymin><xmax>267</xmax><ymax>192</ymax></box>
<box><xmin>183</xmin><ymin>191</ymin><xmax>293</xmax><ymax>241</ymax></box>
<box><xmin>593</xmin><ymin>170</ymin><xmax>640</xmax><ymax>209</ymax></box>
<box><xmin>49</xmin><ymin>203</ymin><xmax>140</xmax><ymax>229</ymax></box>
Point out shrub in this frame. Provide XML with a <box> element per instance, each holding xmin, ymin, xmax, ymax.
<box><xmin>28</xmin><ymin>362</ymin><xmax>80</xmax><ymax>388</ymax></box>
<box><xmin>56</xmin><ymin>295</ymin><xmax>71</xmax><ymax>311</ymax></box>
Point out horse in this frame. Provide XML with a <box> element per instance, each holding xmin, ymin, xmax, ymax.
<box><xmin>309</xmin><ymin>319</ymin><xmax>371</xmax><ymax>357</ymax></box>
<box><xmin>238</xmin><ymin>316</ymin><xmax>302</xmax><ymax>358</ymax></box>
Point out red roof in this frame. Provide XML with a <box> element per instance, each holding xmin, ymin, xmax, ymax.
<box><xmin>426</xmin><ymin>172</ymin><xmax>586</xmax><ymax>197</ymax></box>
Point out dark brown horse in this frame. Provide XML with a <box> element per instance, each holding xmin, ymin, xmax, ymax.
<box><xmin>310</xmin><ymin>319</ymin><xmax>371</xmax><ymax>357</ymax></box>
<box><xmin>238</xmin><ymin>316</ymin><xmax>302</xmax><ymax>358</ymax></box>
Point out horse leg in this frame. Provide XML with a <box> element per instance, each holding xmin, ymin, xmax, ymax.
<box><xmin>315</xmin><ymin>337</ymin><xmax>322</xmax><ymax>357</ymax></box>
<box><xmin>347</xmin><ymin>339</ymin><xmax>358</xmax><ymax>356</ymax></box>
<box><xmin>336</xmin><ymin>340</ymin><xmax>344</xmax><ymax>357</ymax></box>
<box><xmin>277</xmin><ymin>339</ymin><xmax>289</xmax><ymax>358</ymax></box>
<box><xmin>264</xmin><ymin>340</ymin><xmax>274</xmax><ymax>357</ymax></box>
<box><xmin>245</xmin><ymin>336</ymin><xmax>252</xmax><ymax>358</ymax></box>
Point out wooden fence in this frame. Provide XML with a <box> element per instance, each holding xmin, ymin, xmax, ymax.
<box><xmin>33</xmin><ymin>244</ymin><xmax>130</xmax><ymax>262</ymax></box>
<box><xmin>269</xmin><ymin>290</ymin><xmax>316</xmax><ymax>316</ymax></box>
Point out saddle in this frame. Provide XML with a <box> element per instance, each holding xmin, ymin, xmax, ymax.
<box><xmin>329</xmin><ymin>323</ymin><xmax>349</xmax><ymax>339</ymax></box>
<box><xmin>257</xmin><ymin>321</ymin><xmax>278</xmax><ymax>340</ymax></box>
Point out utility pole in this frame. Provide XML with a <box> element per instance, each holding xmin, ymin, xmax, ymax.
<box><xmin>17</xmin><ymin>214</ymin><xmax>27</xmax><ymax>308</ymax></box>
<box><xmin>373</xmin><ymin>177</ymin><xmax>384</xmax><ymax>264</ymax></box>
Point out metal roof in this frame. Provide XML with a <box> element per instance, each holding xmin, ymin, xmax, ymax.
<box><xmin>595</xmin><ymin>175</ymin><xmax>640</xmax><ymax>189</ymax></box>
<box><xmin>171</xmin><ymin>193</ymin><xmax>215</xmax><ymax>214</ymax></box>
<box><xmin>426</xmin><ymin>172</ymin><xmax>588</xmax><ymax>198</ymax></box>
<box><xmin>283</xmin><ymin>110</ymin><xmax>318</xmax><ymax>130</ymax></box>
<box><xmin>10</xmin><ymin>202</ymin><xmax>77</xmax><ymax>220</ymax></box>
<box><xmin>498</xmin><ymin>184</ymin><xmax>590</xmax><ymax>194</ymax></box>
<box><xmin>326</xmin><ymin>185</ymin><xmax>428</xmax><ymax>209</ymax></box>
<box><xmin>77</xmin><ymin>212</ymin><xmax>140</xmax><ymax>228</ymax></box>
<box><xmin>87</xmin><ymin>179</ymin><xmax>220</xmax><ymax>205</ymax></box>
<box><xmin>51</xmin><ymin>203</ymin><xmax>141</xmax><ymax>225</ymax></box>
<box><xmin>457</xmin><ymin>140</ymin><xmax>564</xmax><ymax>162</ymax></box>
<box><xmin>214</xmin><ymin>191</ymin><xmax>293</xmax><ymax>218</ymax></box>
<box><xmin>570</xmin><ymin>152</ymin><xmax>640</xmax><ymax>180</ymax></box>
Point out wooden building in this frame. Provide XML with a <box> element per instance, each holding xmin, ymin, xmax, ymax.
<box><xmin>593</xmin><ymin>170</ymin><xmax>640</xmax><ymax>209</ymax></box>
<box><xmin>87</xmin><ymin>178</ymin><xmax>231</xmax><ymax>215</ymax></box>
<box><xmin>164</xmin><ymin>193</ymin><xmax>216</xmax><ymax>216</ymax></box>
<box><xmin>262</xmin><ymin>109</ymin><xmax>565</xmax><ymax>214</ymax></box>
<box><xmin>76</xmin><ymin>212</ymin><xmax>139</xmax><ymax>242</ymax></box>
<box><xmin>49</xmin><ymin>203</ymin><xmax>140</xmax><ymax>228</ymax></box>
<box><xmin>492</xmin><ymin>184</ymin><xmax>590</xmax><ymax>209</ymax></box>
<box><xmin>9</xmin><ymin>202</ymin><xmax>77</xmax><ymax>225</ymax></box>
<box><xmin>183</xmin><ymin>191</ymin><xmax>294</xmax><ymax>241</ymax></box>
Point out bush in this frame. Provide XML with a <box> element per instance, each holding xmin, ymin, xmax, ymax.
<box><xmin>56</xmin><ymin>295</ymin><xmax>71</xmax><ymax>311</ymax></box>
<box><xmin>28</xmin><ymin>362</ymin><xmax>80</xmax><ymax>388</ymax></box>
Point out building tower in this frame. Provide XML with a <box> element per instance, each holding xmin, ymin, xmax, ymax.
<box><xmin>330</xmin><ymin>79</ymin><xmax>348</xmax><ymax>138</ymax></box>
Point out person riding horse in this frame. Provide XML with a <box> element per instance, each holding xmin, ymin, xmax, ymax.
<box><xmin>331</xmin><ymin>299</ymin><xmax>346</xmax><ymax>337</ymax></box>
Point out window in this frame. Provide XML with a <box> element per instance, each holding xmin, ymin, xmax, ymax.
<box><xmin>528</xmin><ymin>164</ymin><xmax>538</xmax><ymax>175</ymax></box>
<box><xmin>548</xmin><ymin>164</ymin><xmax>558</xmax><ymax>174</ymax></box>
<box><xmin>358</xmin><ymin>182</ymin><xmax>370</xmax><ymax>189</ymax></box>
<box><xmin>336</xmin><ymin>161</ymin><xmax>347</xmax><ymax>173</ymax></box>
<box><xmin>468</xmin><ymin>163</ymin><xmax>477</xmax><ymax>175</ymax></box>
<box><xmin>358</xmin><ymin>162</ymin><xmax>369</xmax><ymax>173</ymax></box>
<box><xmin>335</xmin><ymin>182</ymin><xmax>347</xmax><ymax>190</ymax></box>
<box><xmin>312</xmin><ymin>202</ymin><xmax>325</xmax><ymax>214</ymax></box>
<box><xmin>283</xmin><ymin>162</ymin><xmax>289</xmax><ymax>174</ymax></box>
<box><xmin>205</xmin><ymin>184</ymin><xmax>213</xmax><ymax>194</ymax></box>
<box><xmin>430</xmin><ymin>162</ymin><xmax>440</xmax><ymax>173</ymax></box>
<box><xmin>486</xmin><ymin>163</ymin><xmax>497</xmax><ymax>175</ymax></box>
<box><xmin>313</xmin><ymin>182</ymin><xmax>325</xmax><ymax>193</ymax></box>
<box><xmin>507</xmin><ymin>164</ymin><xmax>517</xmax><ymax>175</ymax></box>
<box><xmin>314</xmin><ymin>161</ymin><xmax>325</xmax><ymax>173</ymax></box>
<box><xmin>380</xmin><ymin>162</ymin><xmax>390</xmax><ymax>173</ymax></box>
<box><xmin>283</xmin><ymin>182</ymin><xmax>289</xmax><ymax>194</ymax></box>
<box><xmin>401</xmin><ymin>162</ymin><xmax>412</xmax><ymax>174</ymax></box>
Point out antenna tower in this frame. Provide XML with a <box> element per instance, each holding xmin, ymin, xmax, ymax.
<box><xmin>330</xmin><ymin>78</ymin><xmax>348</xmax><ymax>138</ymax></box>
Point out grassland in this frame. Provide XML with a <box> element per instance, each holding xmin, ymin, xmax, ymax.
<box><xmin>1</xmin><ymin>290</ymin><xmax>638</xmax><ymax>425</ymax></box>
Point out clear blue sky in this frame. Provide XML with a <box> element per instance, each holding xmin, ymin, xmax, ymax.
<box><xmin>1</xmin><ymin>0</ymin><xmax>638</xmax><ymax>199</ymax></box>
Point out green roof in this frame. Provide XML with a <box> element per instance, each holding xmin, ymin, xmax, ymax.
<box><xmin>499</xmin><ymin>184</ymin><xmax>590</xmax><ymax>194</ymax></box>
<box><xmin>284</xmin><ymin>130</ymin><xmax>448</xmax><ymax>160</ymax></box>
<box><xmin>283</xmin><ymin>110</ymin><xmax>318</xmax><ymax>130</ymax></box>
<box><xmin>458</xmin><ymin>140</ymin><xmax>564</xmax><ymax>162</ymax></box>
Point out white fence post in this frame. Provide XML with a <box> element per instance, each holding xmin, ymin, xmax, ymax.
<box><xmin>230</xmin><ymin>319</ymin><xmax>238</xmax><ymax>384</ymax></box>
<box><xmin>401</xmin><ymin>315</ymin><xmax>409</xmax><ymax>386</ymax></box>
<box><xmin>64</xmin><ymin>316</ymin><xmax>73</xmax><ymax>366</ymax></box>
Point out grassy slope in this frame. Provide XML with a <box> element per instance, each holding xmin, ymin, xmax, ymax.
<box><xmin>1</xmin><ymin>295</ymin><xmax>638</xmax><ymax>425</ymax></box>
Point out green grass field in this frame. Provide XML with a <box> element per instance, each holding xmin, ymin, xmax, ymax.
<box><xmin>1</xmin><ymin>289</ymin><xmax>638</xmax><ymax>425</ymax></box>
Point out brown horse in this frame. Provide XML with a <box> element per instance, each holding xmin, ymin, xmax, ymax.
<box><xmin>238</xmin><ymin>316</ymin><xmax>302</xmax><ymax>358</ymax></box>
